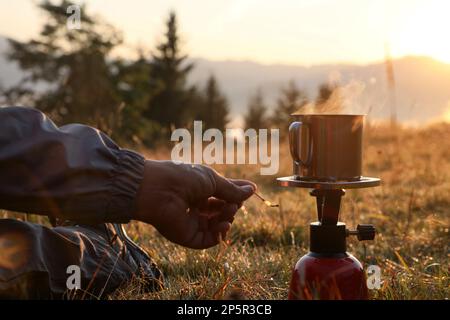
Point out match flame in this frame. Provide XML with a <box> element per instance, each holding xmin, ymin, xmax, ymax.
<box><xmin>254</xmin><ymin>192</ymin><xmax>279</xmax><ymax>208</ymax></box>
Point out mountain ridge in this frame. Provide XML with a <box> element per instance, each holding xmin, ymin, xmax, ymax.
<box><xmin>188</xmin><ymin>55</ymin><xmax>450</xmax><ymax>125</ymax></box>
<box><xmin>1</xmin><ymin>35</ymin><xmax>449</xmax><ymax>125</ymax></box>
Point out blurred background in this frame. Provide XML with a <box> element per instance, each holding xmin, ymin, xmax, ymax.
<box><xmin>0</xmin><ymin>0</ymin><xmax>449</xmax><ymax>147</ymax></box>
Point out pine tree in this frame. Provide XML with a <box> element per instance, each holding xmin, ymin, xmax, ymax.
<box><xmin>315</xmin><ymin>83</ymin><xmax>342</xmax><ymax>113</ymax></box>
<box><xmin>196</xmin><ymin>75</ymin><xmax>229</xmax><ymax>131</ymax></box>
<box><xmin>271</xmin><ymin>80</ymin><xmax>308</xmax><ymax>129</ymax></box>
<box><xmin>244</xmin><ymin>89</ymin><xmax>268</xmax><ymax>130</ymax></box>
<box><xmin>4</xmin><ymin>0</ymin><xmax>123</xmax><ymax>135</ymax></box>
<box><xmin>145</xmin><ymin>11</ymin><xmax>194</xmax><ymax>135</ymax></box>
<box><xmin>111</xmin><ymin>55</ymin><xmax>155</xmax><ymax>144</ymax></box>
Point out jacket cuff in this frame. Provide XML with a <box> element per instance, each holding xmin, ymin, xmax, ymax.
<box><xmin>105</xmin><ymin>149</ymin><xmax>145</xmax><ymax>223</ymax></box>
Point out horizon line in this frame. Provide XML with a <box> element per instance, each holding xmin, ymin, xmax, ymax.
<box><xmin>186</xmin><ymin>54</ymin><xmax>449</xmax><ymax>68</ymax></box>
<box><xmin>0</xmin><ymin>33</ymin><xmax>448</xmax><ymax>68</ymax></box>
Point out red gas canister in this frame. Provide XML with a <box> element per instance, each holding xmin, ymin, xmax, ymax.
<box><xmin>288</xmin><ymin>222</ymin><xmax>374</xmax><ymax>300</ymax></box>
<box><xmin>289</xmin><ymin>252</ymin><xmax>368</xmax><ymax>300</ymax></box>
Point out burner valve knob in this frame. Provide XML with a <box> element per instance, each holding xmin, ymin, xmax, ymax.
<box><xmin>347</xmin><ymin>224</ymin><xmax>376</xmax><ymax>241</ymax></box>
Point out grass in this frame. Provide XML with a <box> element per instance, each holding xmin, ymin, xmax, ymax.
<box><xmin>111</xmin><ymin>122</ymin><xmax>450</xmax><ymax>300</ymax></box>
<box><xmin>2</xmin><ymin>123</ymin><xmax>448</xmax><ymax>300</ymax></box>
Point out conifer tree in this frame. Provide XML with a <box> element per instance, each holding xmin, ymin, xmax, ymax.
<box><xmin>145</xmin><ymin>11</ymin><xmax>194</xmax><ymax>134</ymax></box>
<box><xmin>244</xmin><ymin>89</ymin><xmax>268</xmax><ymax>130</ymax></box>
<box><xmin>5</xmin><ymin>0</ymin><xmax>123</xmax><ymax>135</ymax></box>
<box><xmin>272</xmin><ymin>80</ymin><xmax>308</xmax><ymax>129</ymax></box>
<box><xmin>196</xmin><ymin>75</ymin><xmax>230</xmax><ymax>131</ymax></box>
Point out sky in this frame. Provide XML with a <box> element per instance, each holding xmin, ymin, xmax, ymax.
<box><xmin>0</xmin><ymin>0</ymin><xmax>449</xmax><ymax>66</ymax></box>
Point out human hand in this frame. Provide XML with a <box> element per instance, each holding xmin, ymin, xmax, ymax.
<box><xmin>133</xmin><ymin>160</ymin><xmax>256</xmax><ymax>249</ymax></box>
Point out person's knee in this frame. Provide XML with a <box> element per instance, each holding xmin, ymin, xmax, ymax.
<box><xmin>0</xmin><ymin>219</ymin><xmax>41</xmax><ymax>273</ymax></box>
<box><xmin>0</xmin><ymin>219</ymin><xmax>53</xmax><ymax>298</ymax></box>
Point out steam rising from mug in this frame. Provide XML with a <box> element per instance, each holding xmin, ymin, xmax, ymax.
<box><xmin>291</xmin><ymin>80</ymin><xmax>373</xmax><ymax>117</ymax></box>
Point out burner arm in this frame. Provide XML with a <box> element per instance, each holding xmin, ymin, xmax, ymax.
<box><xmin>310</xmin><ymin>189</ymin><xmax>345</xmax><ymax>225</ymax></box>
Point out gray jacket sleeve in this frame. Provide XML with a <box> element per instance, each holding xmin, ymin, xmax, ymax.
<box><xmin>0</xmin><ymin>106</ymin><xmax>145</xmax><ymax>223</ymax></box>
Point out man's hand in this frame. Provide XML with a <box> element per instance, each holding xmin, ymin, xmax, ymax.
<box><xmin>133</xmin><ymin>160</ymin><xmax>256</xmax><ymax>249</ymax></box>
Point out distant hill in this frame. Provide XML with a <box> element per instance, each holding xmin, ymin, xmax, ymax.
<box><xmin>1</xmin><ymin>35</ymin><xmax>449</xmax><ymax>125</ymax></box>
<box><xmin>188</xmin><ymin>56</ymin><xmax>450</xmax><ymax>125</ymax></box>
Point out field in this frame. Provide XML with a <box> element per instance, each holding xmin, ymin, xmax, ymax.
<box><xmin>111</xmin><ymin>122</ymin><xmax>449</xmax><ymax>300</ymax></box>
<box><xmin>2</xmin><ymin>123</ymin><xmax>448</xmax><ymax>299</ymax></box>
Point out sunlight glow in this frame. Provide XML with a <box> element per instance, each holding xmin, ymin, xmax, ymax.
<box><xmin>391</xmin><ymin>0</ymin><xmax>450</xmax><ymax>63</ymax></box>
<box><xmin>443</xmin><ymin>103</ymin><xmax>450</xmax><ymax>123</ymax></box>
<box><xmin>0</xmin><ymin>0</ymin><xmax>448</xmax><ymax>65</ymax></box>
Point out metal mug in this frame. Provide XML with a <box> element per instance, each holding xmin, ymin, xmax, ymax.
<box><xmin>289</xmin><ymin>114</ymin><xmax>364</xmax><ymax>181</ymax></box>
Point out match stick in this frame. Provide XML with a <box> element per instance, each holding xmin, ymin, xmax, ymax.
<box><xmin>254</xmin><ymin>191</ymin><xmax>279</xmax><ymax>207</ymax></box>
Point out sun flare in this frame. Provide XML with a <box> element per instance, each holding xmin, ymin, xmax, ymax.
<box><xmin>391</xmin><ymin>1</ymin><xmax>450</xmax><ymax>64</ymax></box>
<box><xmin>443</xmin><ymin>103</ymin><xmax>450</xmax><ymax>123</ymax></box>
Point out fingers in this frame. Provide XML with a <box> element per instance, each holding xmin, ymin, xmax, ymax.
<box><xmin>220</xmin><ymin>202</ymin><xmax>238</xmax><ymax>223</ymax></box>
<box><xmin>215</xmin><ymin>221</ymin><xmax>231</xmax><ymax>241</ymax></box>
<box><xmin>189</xmin><ymin>201</ymin><xmax>238</xmax><ymax>249</ymax></box>
<box><xmin>228</xmin><ymin>179</ymin><xmax>257</xmax><ymax>190</ymax></box>
<box><xmin>198</xmin><ymin>198</ymin><xmax>226</xmax><ymax>213</ymax></box>
<box><xmin>196</xmin><ymin>199</ymin><xmax>238</xmax><ymax>222</ymax></box>
<box><xmin>205</xmin><ymin>221</ymin><xmax>231</xmax><ymax>248</ymax></box>
<box><xmin>212</xmin><ymin>173</ymin><xmax>256</xmax><ymax>204</ymax></box>
<box><xmin>188</xmin><ymin>220</ymin><xmax>231</xmax><ymax>249</ymax></box>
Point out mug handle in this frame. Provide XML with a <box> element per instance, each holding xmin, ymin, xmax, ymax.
<box><xmin>289</xmin><ymin>121</ymin><xmax>311</xmax><ymax>167</ymax></box>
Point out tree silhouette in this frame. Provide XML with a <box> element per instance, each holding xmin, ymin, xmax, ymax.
<box><xmin>4</xmin><ymin>0</ymin><xmax>123</xmax><ymax>135</ymax></box>
<box><xmin>194</xmin><ymin>75</ymin><xmax>229</xmax><ymax>131</ymax></box>
<box><xmin>272</xmin><ymin>80</ymin><xmax>308</xmax><ymax>129</ymax></box>
<box><xmin>145</xmin><ymin>11</ymin><xmax>194</xmax><ymax>135</ymax></box>
<box><xmin>244</xmin><ymin>89</ymin><xmax>268</xmax><ymax>130</ymax></box>
<box><xmin>315</xmin><ymin>82</ymin><xmax>342</xmax><ymax>113</ymax></box>
<box><xmin>111</xmin><ymin>55</ymin><xmax>157</xmax><ymax>144</ymax></box>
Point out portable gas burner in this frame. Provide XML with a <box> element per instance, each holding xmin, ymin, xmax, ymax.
<box><xmin>277</xmin><ymin>114</ymin><xmax>380</xmax><ymax>300</ymax></box>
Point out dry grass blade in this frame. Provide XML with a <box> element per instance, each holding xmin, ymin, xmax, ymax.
<box><xmin>394</xmin><ymin>250</ymin><xmax>413</xmax><ymax>274</ymax></box>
